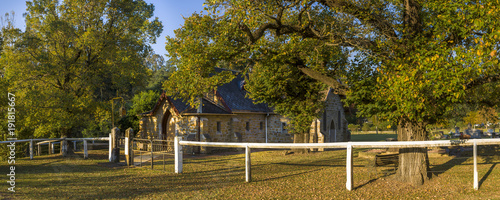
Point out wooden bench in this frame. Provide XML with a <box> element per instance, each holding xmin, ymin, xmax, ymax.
<box><xmin>368</xmin><ymin>153</ymin><xmax>399</xmax><ymax>178</ymax></box>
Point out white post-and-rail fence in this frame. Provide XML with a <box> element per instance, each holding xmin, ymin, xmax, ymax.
<box><xmin>174</xmin><ymin>137</ymin><xmax>500</xmax><ymax>191</ymax></box>
<box><xmin>2</xmin><ymin>136</ymin><xmax>498</xmax><ymax>191</ymax></box>
<box><xmin>0</xmin><ymin>137</ymin><xmax>110</xmax><ymax>160</ymax></box>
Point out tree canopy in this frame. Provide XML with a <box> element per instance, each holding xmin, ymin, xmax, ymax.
<box><xmin>1</xmin><ymin>0</ymin><xmax>162</xmax><ymax>138</ymax></box>
<box><xmin>165</xmin><ymin>0</ymin><xmax>500</xmax><ymax>185</ymax></box>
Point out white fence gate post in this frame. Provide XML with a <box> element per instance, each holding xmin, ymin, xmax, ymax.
<box><xmin>246</xmin><ymin>145</ymin><xmax>251</xmax><ymax>182</ymax></box>
<box><xmin>84</xmin><ymin>140</ymin><xmax>88</xmax><ymax>159</ymax></box>
<box><xmin>51</xmin><ymin>142</ymin><xmax>55</xmax><ymax>154</ymax></box>
<box><xmin>174</xmin><ymin>135</ymin><xmax>183</xmax><ymax>173</ymax></box>
<box><xmin>346</xmin><ymin>143</ymin><xmax>353</xmax><ymax>191</ymax></box>
<box><xmin>30</xmin><ymin>139</ymin><xmax>33</xmax><ymax>160</ymax></box>
<box><xmin>109</xmin><ymin>132</ymin><xmax>112</xmax><ymax>162</ymax></box>
<box><xmin>473</xmin><ymin>140</ymin><xmax>478</xmax><ymax>190</ymax></box>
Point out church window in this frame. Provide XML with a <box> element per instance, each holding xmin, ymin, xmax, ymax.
<box><xmin>217</xmin><ymin>121</ymin><xmax>221</xmax><ymax>134</ymax></box>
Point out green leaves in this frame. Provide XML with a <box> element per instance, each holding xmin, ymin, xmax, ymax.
<box><xmin>164</xmin><ymin>1</ymin><xmax>350</xmax><ymax>134</ymax></box>
<box><xmin>1</xmin><ymin>0</ymin><xmax>163</xmax><ymax>138</ymax></box>
<box><xmin>345</xmin><ymin>0</ymin><xmax>500</xmax><ymax>126</ymax></box>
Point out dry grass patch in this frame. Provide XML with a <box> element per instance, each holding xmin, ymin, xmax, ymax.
<box><xmin>0</xmin><ymin>147</ymin><xmax>498</xmax><ymax>199</ymax></box>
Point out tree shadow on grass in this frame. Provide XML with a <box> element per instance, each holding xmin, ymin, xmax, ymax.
<box><xmin>254</xmin><ymin>168</ymin><xmax>323</xmax><ymax>182</ymax></box>
<box><xmin>271</xmin><ymin>162</ymin><xmax>364</xmax><ymax>168</ymax></box>
<box><xmin>429</xmin><ymin>156</ymin><xmax>469</xmax><ymax>176</ymax></box>
<box><xmin>479</xmin><ymin>163</ymin><xmax>497</xmax><ymax>189</ymax></box>
<box><xmin>430</xmin><ymin>145</ymin><xmax>500</xmax><ymax>177</ymax></box>
<box><xmin>354</xmin><ymin>167</ymin><xmax>397</xmax><ymax>190</ymax></box>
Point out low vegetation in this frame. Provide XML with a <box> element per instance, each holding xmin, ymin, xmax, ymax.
<box><xmin>1</xmin><ymin>144</ymin><xmax>498</xmax><ymax>199</ymax></box>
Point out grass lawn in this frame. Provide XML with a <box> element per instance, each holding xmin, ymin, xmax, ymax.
<box><xmin>1</xmin><ymin>146</ymin><xmax>499</xmax><ymax>199</ymax></box>
<box><xmin>351</xmin><ymin>131</ymin><xmax>397</xmax><ymax>141</ymax></box>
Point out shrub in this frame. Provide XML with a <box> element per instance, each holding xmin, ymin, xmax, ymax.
<box><xmin>361</xmin><ymin>123</ymin><xmax>372</xmax><ymax>132</ymax></box>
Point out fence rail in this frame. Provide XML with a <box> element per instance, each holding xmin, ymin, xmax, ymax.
<box><xmin>1</xmin><ymin>137</ymin><xmax>110</xmax><ymax>159</ymax></box>
<box><xmin>176</xmin><ymin>138</ymin><xmax>500</xmax><ymax>191</ymax></box>
<box><xmin>179</xmin><ymin>139</ymin><xmax>500</xmax><ymax>148</ymax></box>
<box><xmin>3</xmin><ymin>136</ymin><xmax>499</xmax><ymax>191</ymax></box>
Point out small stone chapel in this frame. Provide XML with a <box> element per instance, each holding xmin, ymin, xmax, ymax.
<box><xmin>138</xmin><ymin>69</ymin><xmax>350</xmax><ymax>153</ymax></box>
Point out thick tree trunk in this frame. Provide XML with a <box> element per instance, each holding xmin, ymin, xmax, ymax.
<box><xmin>396</xmin><ymin>118</ymin><xmax>431</xmax><ymax>185</ymax></box>
<box><xmin>291</xmin><ymin>133</ymin><xmax>310</xmax><ymax>153</ymax></box>
<box><xmin>60</xmin><ymin>129</ymin><xmax>75</xmax><ymax>157</ymax></box>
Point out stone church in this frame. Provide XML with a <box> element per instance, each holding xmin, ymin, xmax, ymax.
<box><xmin>138</xmin><ymin>69</ymin><xmax>349</xmax><ymax>153</ymax></box>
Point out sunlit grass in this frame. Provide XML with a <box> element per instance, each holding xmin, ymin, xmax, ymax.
<box><xmin>1</xmin><ymin>147</ymin><xmax>499</xmax><ymax>199</ymax></box>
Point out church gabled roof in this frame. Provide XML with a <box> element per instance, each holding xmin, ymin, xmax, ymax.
<box><xmin>215</xmin><ymin>70</ymin><xmax>272</xmax><ymax>113</ymax></box>
<box><xmin>139</xmin><ymin>68</ymin><xmax>272</xmax><ymax>117</ymax></box>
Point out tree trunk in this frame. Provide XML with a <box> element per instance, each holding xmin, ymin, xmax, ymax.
<box><xmin>396</xmin><ymin>118</ymin><xmax>431</xmax><ymax>185</ymax></box>
<box><xmin>291</xmin><ymin>133</ymin><xmax>309</xmax><ymax>153</ymax></box>
<box><xmin>61</xmin><ymin>128</ymin><xmax>75</xmax><ymax>156</ymax></box>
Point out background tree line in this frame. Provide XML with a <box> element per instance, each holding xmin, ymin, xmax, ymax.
<box><xmin>0</xmin><ymin>0</ymin><xmax>170</xmax><ymax>157</ymax></box>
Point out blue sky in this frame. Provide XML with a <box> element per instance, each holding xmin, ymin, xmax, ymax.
<box><xmin>0</xmin><ymin>0</ymin><xmax>206</xmax><ymax>58</ymax></box>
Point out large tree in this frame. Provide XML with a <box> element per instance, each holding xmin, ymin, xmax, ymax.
<box><xmin>165</xmin><ymin>6</ymin><xmax>348</xmax><ymax>144</ymax></box>
<box><xmin>1</xmin><ymin>0</ymin><xmax>162</xmax><ymax>139</ymax></box>
<box><xmin>165</xmin><ymin>0</ymin><xmax>500</xmax><ymax>185</ymax></box>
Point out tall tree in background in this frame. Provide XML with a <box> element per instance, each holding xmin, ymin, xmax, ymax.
<box><xmin>144</xmin><ymin>52</ymin><xmax>174</xmax><ymax>91</ymax></box>
<box><xmin>0</xmin><ymin>12</ymin><xmax>20</xmax><ymax>143</ymax></box>
<box><xmin>165</xmin><ymin>0</ymin><xmax>500</xmax><ymax>185</ymax></box>
<box><xmin>165</xmin><ymin>3</ymin><xmax>348</xmax><ymax>146</ymax></box>
<box><xmin>1</xmin><ymin>0</ymin><xmax>162</xmax><ymax>139</ymax></box>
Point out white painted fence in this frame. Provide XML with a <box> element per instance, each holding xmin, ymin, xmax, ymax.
<box><xmin>0</xmin><ymin>137</ymin><xmax>110</xmax><ymax>159</ymax></box>
<box><xmin>174</xmin><ymin>137</ymin><xmax>500</xmax><ymax>191</ymax></box>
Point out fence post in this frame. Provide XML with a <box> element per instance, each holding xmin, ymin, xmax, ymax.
<box><xmin>109</xmin><ymin>132</ymin><xmax>112</xmax><ymax>161</ymax></box>
<box><xmin>346</xmin><ymin>143</ymin><xmax>353</xmax><ymax>191</ymax></box>
<box><xmin>84</xmin><ymin>140</ymin><xmax>88</xmax><ymax>159</ymax></box>
<box><xmin>174</xmin><ymin>135</ymin><xmax>183</xmax><ymax>173</ymax></box>
<box><xmin>110</xmin><ymin>128</ymin><xmax>120</xmax><ymax>163</ymax></box>
<box><xmin>73</xmin><ymin>141</ymin><xmax>77</xmax><ymax>151</ymax></box>
<box><xmin>125</xmin><ymin>128</ymin><xmax>134</xmax><ymax>166</ymax></box>
<box><xmin>48</xmin><ymin>142</ymin><xmax>52</xmax><ymax>155</ymax></box>
<box><xmin>51</xmin><ymin>142</ymin><xmax>55</xmax><ymax>154</ymax></box>
<box><xmin>151</xmin><ymin>138</ymin><xmax>154</xmax><ymax>170</ymax></box>
<box><xmin>473</xmin><ymin>140</ymin><xmax>478</xmax><ymax>190</ymax></box>
<box><xmin>245</xmin><ymin>145</ymin><xmax>251</xmax><ymax>182</ymax></box>
<box><xmin>30</xmin><ymin>139</ymin><xmax>33</xmax><ymax>160</ymax></box>
<box><xmin>37</xmin><ymin>144</ymin><xmax>41</xmax><ymax>156</ymax></box>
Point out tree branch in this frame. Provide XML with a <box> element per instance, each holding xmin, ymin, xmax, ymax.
<box><xmin>315</xmin><ymin>0</ymin><xmax>397</xmax><ymax>39</ymax></box>
<box><xmin>465</xmin><ymin>74</ymin><xmax>500</xmax><ymax>90</ymax></box>
<box><xmin>298</xmin><ymin>67</ymin><xmax>347</xmax><ymax>95</ymax></box>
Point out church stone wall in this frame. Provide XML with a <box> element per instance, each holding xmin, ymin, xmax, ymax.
<box><xmin>138</xmin><ymin>91</ymin><xmax>349</xmax><ymax>154</ymax></box>
<box><xmin>319</xmin><ymin>92</ymin><xmax>349</xmax><ymax>142</ymax></box>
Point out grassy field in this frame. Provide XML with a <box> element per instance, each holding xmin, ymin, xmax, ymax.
<box><xmin>1</xmin><ymin>145</ymin><xmax>499</xmax><ymax>199</ymax></box>
<box><xmin>351</xmin><ymin>132</ymin><xmax>397</xmax><ymax>141</ymax></box>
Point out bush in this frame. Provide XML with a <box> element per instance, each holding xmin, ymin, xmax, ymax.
<box><xmin>361</xmin><ymin>123</ymin><xmax>372</xmax><ymax>132</ymax></box>
<box><xmin>348</xmin><ymin>124</ymin><xmax>360</xmax><ymax>133</ymax></box>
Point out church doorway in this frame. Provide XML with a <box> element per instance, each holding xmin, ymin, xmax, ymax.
<box><xmin>329</xmin><ymin>120</ymin><xmax>336</xmax><ymax>142</ymax></box>
<box><xmin>161</xmin><ymin>110</ymin><xmax>173</xmax><ymax>151</ymax></box>
<box><xmin>161</xmin><ymin>110</ymin><xmax>171</xmax><ymax>140</ymax></box>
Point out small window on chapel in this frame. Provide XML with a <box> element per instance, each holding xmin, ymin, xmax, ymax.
<box><xmin>260</xmin><ymin>122</ymin><xmax>264</xmax><ymax>130</ymax></box>
<box><xmin>281</xmin><ymin>123</ymin><xmax>287</xmax><ymax>133</ymax></box>
<box><xmin>246</xmin><ymin>122</ymin><xmax>250</xmax><ymax>131</ymax></box>
<box><xmin>217</xmin><ymin>121</ymin><xmax>221</xmax><ymax>134</ymax></box>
